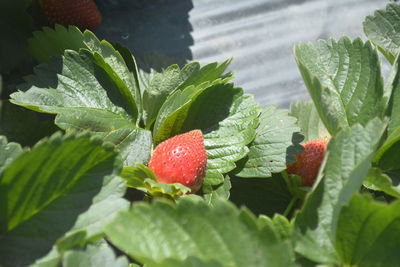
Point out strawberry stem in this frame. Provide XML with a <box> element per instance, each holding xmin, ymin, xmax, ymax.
<box><xmin>144</xmin><ymin>194</ymin><xmax>153</xmax><ymax>202</ymax></box>
<box><xmin>283</xmin><ymin>196</ymin><xmax>298</xmax><ymax>218</ymax></box>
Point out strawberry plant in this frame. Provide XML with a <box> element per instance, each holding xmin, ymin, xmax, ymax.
<box><xmin>1</xmin><ymin>2</ymin><xmax>400</xmax><ymax>267</ymax></box>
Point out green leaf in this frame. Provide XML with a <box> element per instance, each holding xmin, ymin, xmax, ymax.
<box><xmin>14</xmin><ymin>27</ymin><xmax>141</xmax><ymax>123</ymax></box>
<box><xmin>56</xmin><ymin>231</ymin><xmax>87</xmax><ymax>252</ymax></box>
<box><xmin>203</xmin><ymin>175</ymin><xmax>231</xmax><ymax>205</ymax></box>
<box><xmin>294</xmin><ymin>37</ymin><xmax>385</xmax><ymax>135</ymax></box>
<box><xmin>101</xmin><ymin>127</ymin><xmax>152</xmax><ymax>166</ymax></box>
<box><xmin>152</xmin><ymin>81</ymin><xmax>212</xmax><ymax>144</ymax></box>
<box><xmin>336</xmin><ymin>194</ymin><xmax>400</xmax><ymax>266</ymax></box>
<box><xmin>59</xmin><ymin>174</ymin><xmax>129</xmax><ymax>248</ymax></box>
<box><xmin>121</xmin><ymin>163</ymin><xmax>191</xmax><ymax>199</ymax></box>
<box><xmin>54</xmin><ymin>108</ymin><xmax>132</xmax><ymax>132</ymax></box>
<box><xmin>145</xmin><ymin>64</ymin><xmax>187</xmax><ymax>128</ymax></box>
<box><xmin>373</xmin><ymin>125</ymin><xmax>400</xmax><ymax>171</ymax></box>
<box><xmin>105</xmin><ymin>198</ymin><xmax>296</xmax><ymax>267</ymax></box>
<box><xmin>153</xmin><ymin>82</ymin><xmax>260</xmax><ymax>185</ymax></box>
<box><xmin>142</xmin><ymin>60</ymin><xmax>232</xmax><ymax>128</ymax></box>
<box><xmin>0</xmin><ymin>136</ymin><xmax>23</xmax><ymax>173</ymax></box>
<box><xmin>0</xmin><ymin>100</ymin><xmax>58</xmax><ymax>147</ymax></box>
<box><xmin>146</xmin><ymin>257</ymin><xmax>224</xmax><ymax>267</ymax></box>
<box><xmin>234</xmin><ymin>105</ymin><xmax>303</xmax><ymax>178</ymax></box>
<box><xmin>180</xmin><ymin>84</ymin><xmax>259</xmax><ymax>182</ymax></box>
<box><xmin>112</xmin><ymin>42</ymin><xmax>142</xmax><ymax>120</ymax></box>
<box><xmin>0</xmin><ymin>132</ymin><xmax>127</xmax><ymax>266</ymax></box>
<box><xmin>290</xmin><ymin>101</ymin><xmax>329</xmax><ymax>142</ymax></box>
<box><xmin>11</xmin><ymin>50</ymin><xmax>132</xmax><ymax>119</ymax></box>
<box><xmin>28</xmin><ymin>26</ymin><xmax>142</xmax><ymax>118</ymax></box>
<box><xmin>363</xmin><ymin>3</ymin><xmax>400</xmax><ymax>64</ymax></box>
<box><xmin>63</xmin><ymin>243</ymin><xmax>129</xmax><ymax>267</ymax></box>
<box><xmin>384</xmin><ymin>53</ymin><xmax>400</xmax><ymax>136</ymax></box>
<box><xmin>121</xmin><ymin>164</ymin><xmax>158</xmax><ymax>187</ymax></box>
<box><xmin>284</xmin><ymin>173</ymin><xmax>310</xmax><ymax>201</ymax></box>
<box><xmin>56</xmin><ymin>111</ymin><xmax>152</xmax><ymax>167</ymax></box>
<box><xmin>145</xmin><ymin>257</ymin><xmax>222</xmax><ymax>267</ymax></box>
<box><xmin>28</xmin><ymin>25</ymin><xmax>88</xmax><ymax>63</ymax></box>
<box><xmin>260</xmin><ymin>214</ymin><xmax>293</xmax><ymax>241</ymax></box>
<box><xmin>138</xmin><ymin>69</ymin><xmax>156</xmax><ymax>93</ymax></box>
<box><xmin>152</xmin><ymin>77</ymin><xmax>234</xmax><ymax>145</ymax></box>
<box><xmin>293</xmin><ymin>118</ymin><xmax>386</xmax><ymax>264</ymax></box>
<box><xmin>10</xmin><ymin>47</ymin><xmax>149</xmax><ymax>161</ymax></box>
<box><xmin>30</xmin><ymin>247</ymin><xmax>60</xmax><ymax>267</ymax></box>
<box><xmin>177</xmin><ymin>59</ymin><xmax>232</xmax><ymax>90</ymax></box>
<box><xmin>229</xmin><ymin>174</ymin><xmax>292</xmax><ymax>217</ymax></box>
<box><xmin>203</xmin><ymin>170</ymin><xmax>225</xmax><ymax>186</ymax></box>
<box><xmin>364</xmin><ymin>168</ymin><xmax>400</xmax><ymax>199</ymax></box>
<box><xmin>88</xmin><ymin>40</ymin><xmax>140</xmax><ymax>122</ymax></box>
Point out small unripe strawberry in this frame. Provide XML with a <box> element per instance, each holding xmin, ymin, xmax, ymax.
<box><xmin>148</xmin><ymin>130</ymin><xmax>207</xmax><ymax>193</ymax></box>
<box><xmin>40</xmin><ymin>0</ymin><xmax>102</xmax><ymax>29</ymax></box>
<box><xmin>287</xmin><ymin>137</ymin><xmax>329</xmax><ymax>186</ymax></box>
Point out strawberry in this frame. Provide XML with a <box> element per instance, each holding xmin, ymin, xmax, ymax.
<box><xmin>287</xmin><ymin>137</ymin><xmax>329</xmax><ymax>187</ymax></box>
<box><xmin>148</xmin><ymin>130</ymin><xmax>208</xmax><ymax>193</ymax></box>
<box><xmin>39</xmin><ymin>0</ymin><xmax>102</xmax><ymax>29</ymax></box>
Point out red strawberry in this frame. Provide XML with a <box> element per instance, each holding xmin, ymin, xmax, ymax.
<box><xmin>40</xmin><ymin>0</ymin><xmax>102</xmax><ymax>29</ymax></box>
<box><xmin>148</xmin><ymin>130</ymin><xmax>208</xmax><ymax>193</ymax></box>
<box><xmin>287</xmin><ymin>137</ymin><xmax>329</xmax><ymax>187</ymax></box>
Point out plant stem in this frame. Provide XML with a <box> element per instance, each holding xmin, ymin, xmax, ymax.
<box><xmin>283</xmin><ymin>196</ymin><xmax>298</xmax><ymax>218</ymax></box>
<box><xmin>144</xmin><ymin>193</ymin><xmax>153</xmax><ymax>202</ymax></box>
